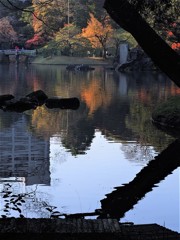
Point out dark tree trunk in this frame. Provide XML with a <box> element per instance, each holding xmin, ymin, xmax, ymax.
<box><xmin>104</xmin><ymin>0</ymin><xmax>180</xmax><ymax>87</ymax></box>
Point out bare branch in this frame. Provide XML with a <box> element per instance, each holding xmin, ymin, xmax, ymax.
<box><xmin>0</xmin><ymin>0</ymin><xmax>58</xmax><ymax>31</ymax></box>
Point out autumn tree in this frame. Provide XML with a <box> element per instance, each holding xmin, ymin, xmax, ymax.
<box><xmin>31</xmin><ymin>0</ymin><xmax>67</xmax><ymax>32</ymax></box>
<box><xmin>0</xmin><ymin>17</ymin><xmax>17</xmax><ymax>48</ymax></box>
<box><xmin>81</xmin><ymin>13</ymin><xmax>113</xmax><ymax>58</ymax></box>
<box><xmin>54</xmin><ymin>24</ymin><xmax>83</xmax><ymax>56</ymax></box>
<box><xmin>128</xmin><ymin>0</ymin><xmax>180</xmax><ymax>52</ymax></box>
<box><xmin>0</xmin><ymin>0</ymin><xmax>33</xmax><ymax>47</ymax></box>
<box><xmin>104</xmin><ymin>0</ymin><xmax>180</xmax><ymax>86</ymax></box>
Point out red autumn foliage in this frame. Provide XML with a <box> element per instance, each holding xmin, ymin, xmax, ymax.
<box><xmin>25</xmin><ymin>34</ymin><xmax>44</xmax><ymax>49</ymax></box>
<box><xmin>171</xmin><ymin>42</ymin><xmax>180</xmax><ymax>50</ymax></box>
<box><xmin>166</xmin><ymin>30</ymin><xmax>180</xmax><ymax>51</ymax></box>
<box><xmin>167</xmin><ymin>31</ymin><xmax>173</xmax><ymax>36</ymax></box>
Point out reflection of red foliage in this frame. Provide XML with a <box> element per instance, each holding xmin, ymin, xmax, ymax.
<box><xmin>25</xmin><ymin>34</ymin><xmax>44</xmax><ymax>48</ymax></box>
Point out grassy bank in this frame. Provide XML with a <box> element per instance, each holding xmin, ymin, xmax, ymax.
<box><xmin>152</xmin><ymin>96</ymin><xmax>180</xmax><ymax>130</ymax></box>
<box><xmin>31</xmin><ymin>55</ymin><xmax>112</xmax><ymax>65</ymax></box>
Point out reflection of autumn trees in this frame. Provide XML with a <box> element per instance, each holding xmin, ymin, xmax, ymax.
<box><xmin>31</xmin><ymin>105</ymin><xmax>94</xmax><ymax>155</ymax></box>
<box><xmin>2</xmin><ymin>65</ymin><xmax>178</xmax><ymax>157</ymax></box>
<box><xmin>81</xmin><ymin>79</ymin><xmax>112</xmax><ymax>116</ymax></box>
<box><xmin>29</xmin><ymin>69</ymin><xmax>119</xmax><ymax>154</ymax></box>
<box><xmin>29</xmin><ymin>69</ymin><xmax>178</xmax><ymax>156</ymax></box>
<box><xmin>125</xmin><ymin>93</ymin><xmax>175</xmax><ymax>154</ymax></box>
<box><xmin>31</xmin><ymin>106</ymin><xmax>68</xmax><ymax>138</ymax></box>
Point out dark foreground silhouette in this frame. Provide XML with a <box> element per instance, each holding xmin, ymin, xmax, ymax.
<box><xmin>0</xmin><ymin>90</ymin><xmax>80</xmax><ymax>112</ymax></box>
<box><xmin>65</xmin><ymin>139</ymin><xmax>180</xmax><ymax>220</ymax></box>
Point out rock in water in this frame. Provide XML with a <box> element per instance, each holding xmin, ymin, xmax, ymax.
<box><xmin>0</xmin><ymin>94</ymin><xmax>14</xmax><ymax>103</ymax></box>
<box><xmin>25</xmin><ymin>90</ymin><xmax>48</xmax><ymax>105</ymax></box>
<box><xmin>45</xmin><ymin>97</ymin><xmax>80</xmax><ymax>110</ymax></box>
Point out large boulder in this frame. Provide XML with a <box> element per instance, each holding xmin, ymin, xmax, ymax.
<box><xmin>4</xmin><ymin>100</ymin><xmax>37</xmax><ymax>113</ymax></box>
<box><xmin>117</xmin><ymin>47</ymin><xmax>158</xmax><ymax>72</ymax></box>
<box><xmin>25</xmin><ymin>90</ymin><xmax>48</xmax><ymax>106</ymax></box>
<box><xmin>0</xmin><ymin>94</ymin><xmax>14</xmax><ymax>103</ymax></box>
<box><xmin>45</xmin><ymin>97</ymin><xmax>80</xmax><ymax>110</ymax></box>
<box><xmin>0</xmin><ymin>91</ymin><xmax>80</xmax><ymax>113</ymax></box>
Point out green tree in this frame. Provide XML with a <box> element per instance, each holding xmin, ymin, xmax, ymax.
<box><xmin>54</xmin><ymin>24</ymin><xmax>88</xmax><ymax>56</ymax></box>
<box><xmin>111</xmin><ymin>28</ymin><xmax>137</xmax><ymax>57</ymax></box>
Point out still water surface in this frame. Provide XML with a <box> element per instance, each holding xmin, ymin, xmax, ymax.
<box><xmin>0</xmin><ymin>64</ymin><xmax>179</xmax><ymax>232</ymax></box>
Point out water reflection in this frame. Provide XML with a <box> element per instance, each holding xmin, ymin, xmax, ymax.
<box><xmin>63</xmin><ymin>139</ymin><xmax>180</xmax><ymax>220</ymax></box>
<box><xmin>99</xmin><ymin>139</ymin><xmax>180</xmax><ymax>219</ymax></box>
<box><xmin>0</xmin><ymin>114</ymin><xmax>50</xmax><ymax>185</ymax></box>
<box><xmin>0</xmin><ymin>65</ymin><xmax>179</xmax><ymax>231</ymax></box>
<box><xmin>0</xmin><ymin>65</ymin><xmax>177</xmax><ymax>155</ymax></box>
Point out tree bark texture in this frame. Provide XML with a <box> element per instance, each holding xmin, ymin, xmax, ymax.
<box><xmin>104</xmin><ymin>0</ymin><xmax>180</xmax><ymax>87</ymax></box>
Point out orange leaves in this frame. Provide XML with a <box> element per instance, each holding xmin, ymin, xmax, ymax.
<box><xmin>32</xmin><ymin>12</ymin><xmax>43</xmax><ymax>33</ymax></box>
<box><xmin>81</xmin><ymin>80</ymin><xmax>112</xmax><ymax>116</ymax></box>
<box><xmin>81</xmin><ymin>13</ymin><xmax>113</xmax><ymax>49</ymax></box>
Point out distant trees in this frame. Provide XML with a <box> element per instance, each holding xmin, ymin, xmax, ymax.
<box><xmin>54</xmin><ymin>24</ymin><xmax>83</xmax><ymax>56</ymax></box>
<box><xmin>0</xmin><ymin>0</ymin><xmax>33</xmax><ymax>47</ymax></box>
<box><xmin>111</xmin><ymin>29</ymin><xmax>137</xmax><ymax>57</ymax></box>
<box><xmin>0</xmin><ymin>0</ymin><xmax>117</xmax><ymax>56</ymax></box>
<box><xmin>81</xmin><ymin>13</ymin><xmax>113</xmax><ymax>58</ymax></box>
<box><xmin>0</xmin><ymin>17</ymin><xmax>17</xmax><ymax>48</ymax></box>
<box><xmin>2</xmin><ymin>0</ymin><xmax>179</xmax><ymax>73</ymax></box>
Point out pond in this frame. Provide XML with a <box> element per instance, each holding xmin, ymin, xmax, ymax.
<box><xmin>0</xmin><ymin>64</ymin><xmax>179</xmax><ymax>233</ymax></box>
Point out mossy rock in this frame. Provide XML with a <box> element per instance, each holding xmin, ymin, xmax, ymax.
<box><xmin>152</xmin><ymin>96</ymin><xmax>180</xmax><ymax>129</ymax></box>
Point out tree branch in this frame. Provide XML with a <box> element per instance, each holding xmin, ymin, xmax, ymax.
<box><xmin>0</xmin><ymin>0</ymin><xmax>58</xmax><ymax>31</ymax></box>
<box><xmin>104</xmin><ymin>0</ymin><xmax>180</xmax><ymax>86</ymax></box>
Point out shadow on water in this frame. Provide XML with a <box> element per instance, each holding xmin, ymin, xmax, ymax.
<box><xmin>66</xmin><ymin>139</ymin><xmax>180</xmax><ymax>220</ymax></box>
<box><xmin>99</xmin><ymin>138</ymin><xmax>180</xmax><ymax>219</ymax></box>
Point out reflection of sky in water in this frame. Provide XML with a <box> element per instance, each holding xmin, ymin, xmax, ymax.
<box><xmin>0</xmin><ymin>130</ymin><xmax>179</xmax><ymax>232</ymax></box>
<box><xmin>48</xmin><ymin>130</ymin><xmax>179</xmax><ymax>232</ymax></box>
<box><xmin>123</xmin><ymin>168</ymin><xmax>180</xmax><ymax>232</ymax></box>
<box><xmin>49</xmin><ymin>130</ymin><xmax>143</xmax><ymax>214</ymax></box>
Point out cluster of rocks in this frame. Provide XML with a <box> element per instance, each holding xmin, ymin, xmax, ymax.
<box><xmin>66</xmin><ymin>64</ymin><xmax>95</xmax><ymax>71</ymax></box>
<box><xmin>115</xmin><ymin>47</ymin><xmax>159</xmax><ymax>72</ymax></box>
<box><xmin>0</xmin><ymin>90</ymin><xmax>80</xmax><ymax>113</ymax></box>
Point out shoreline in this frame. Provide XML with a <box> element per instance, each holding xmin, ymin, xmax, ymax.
<box><xmin>31</xmin><ymin>55</ymin><xmax>113</xmax><ymax>66</ymax></box>
<box><xmin>152</xmin><ymin>96</ymin><xmax>180</xmax><ymax>136</ymax></box>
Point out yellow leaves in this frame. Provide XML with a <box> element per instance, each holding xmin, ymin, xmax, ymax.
<box><xmin>32</xmin><ymin>12</ymin><xmax>43</xmax><ymax>33</ymax></box>
<box><xmin>81</xmin><ymin>13</ymin><xmax>113</xmax><ymax>48</ymax></box>
<box><xmin>31</xmin><ymin>106</ymin><xmax>65</xmax><ymax>138</ymax></box>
